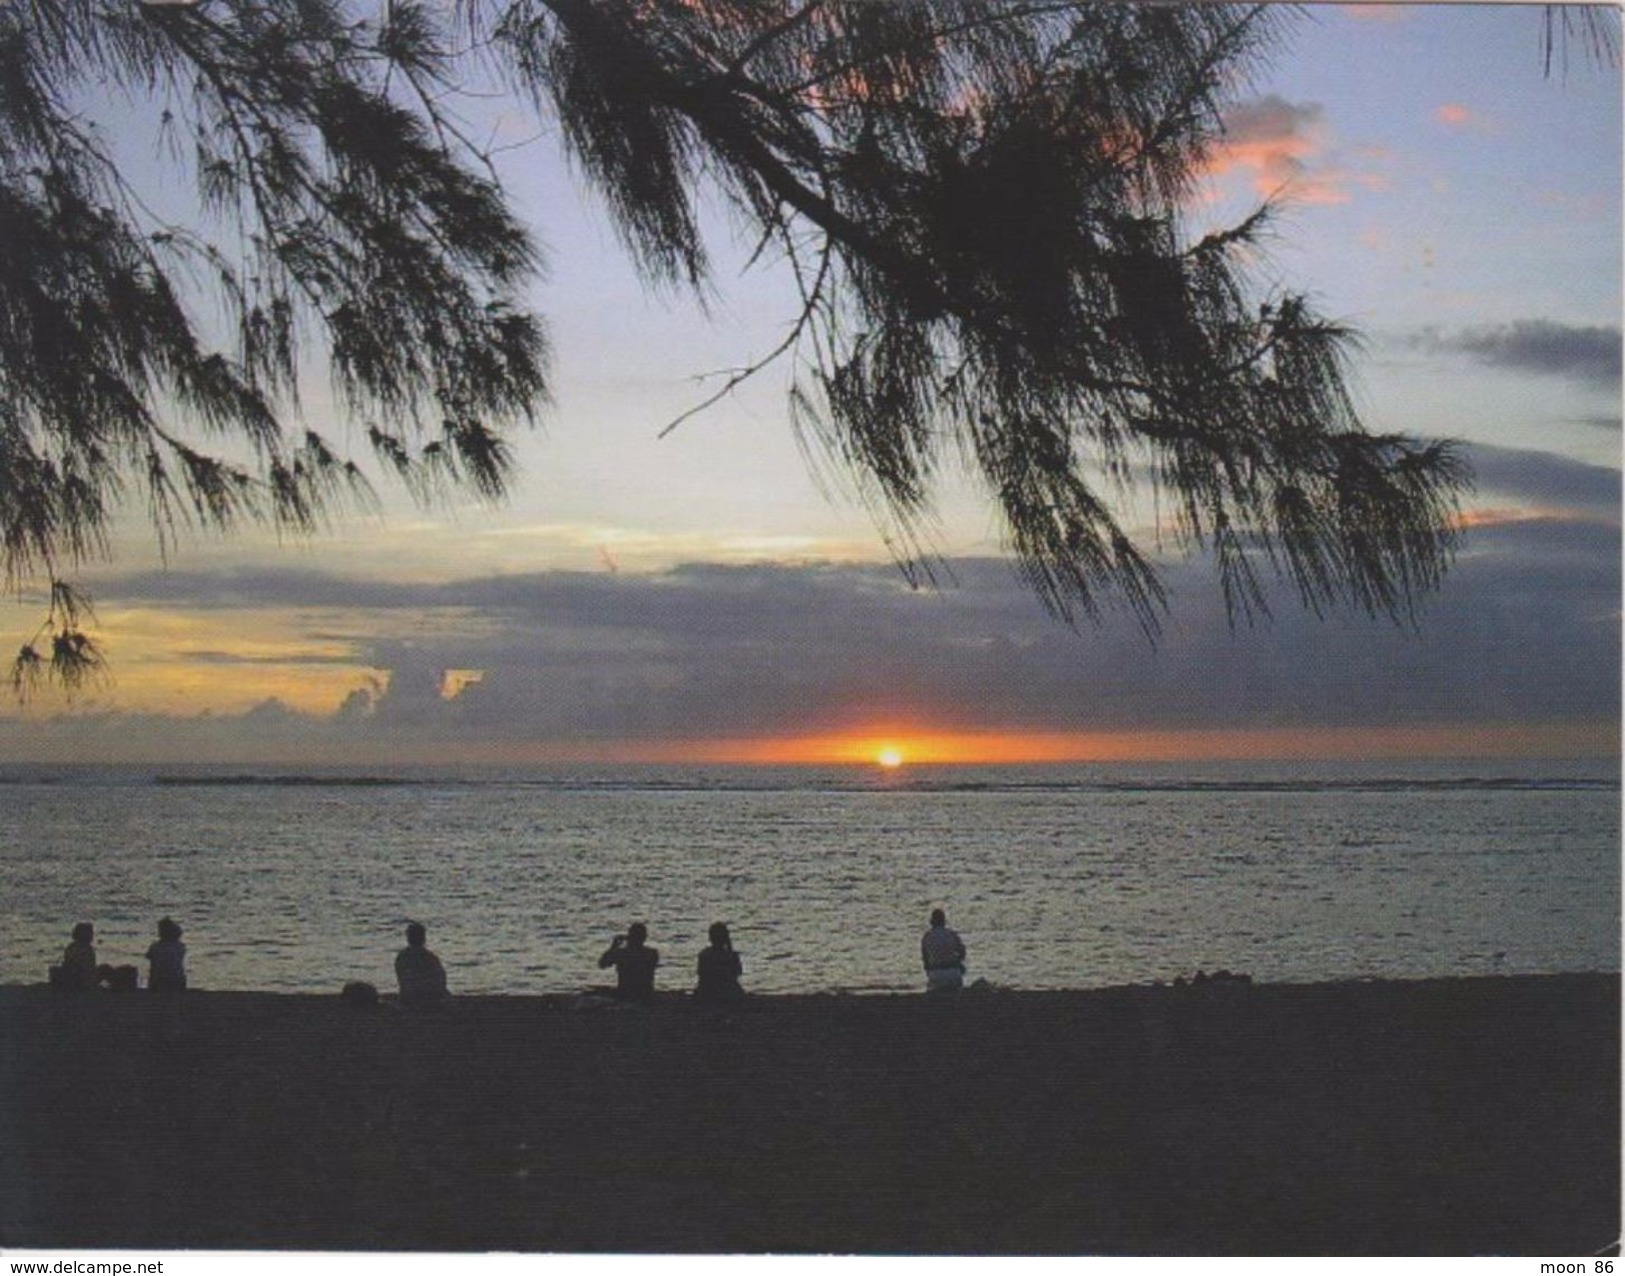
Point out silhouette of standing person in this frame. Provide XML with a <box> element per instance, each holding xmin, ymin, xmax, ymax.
<box><xmin>395</xmin><ymin>921</ymin><xmax>449</xmax><ymax>1007</ymax></box>
<box><xmin>694</xmin><ymin>921</ymin><xmax>744</xmax><ymax>1001</ymax></box>
<box><xmin>921</xmin><ymin>908</ymin><xmax>967</xmax><ymax>992</ymax></box>
<box><xmin>146</xmin><ymin>917</ymin><xmax>187</xmax><ymax>993</ymax></box>
<box><xmin>598</xmin><ymin>922</ymin><xmax>659</xmax><ymax>1001</ymax></box>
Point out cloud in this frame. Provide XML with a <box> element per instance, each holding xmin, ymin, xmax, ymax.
<box><xmin>1336</xmin><ymin>5</ymin><xmax>1411</xmax><ymax>23</ymax></box>
<box><xmin>1210</xmin><ymin>95</ymin><xmax>1388</xmax><ymax>206</ymax></box>
<box><xmin>6</xmin><ymin>500</ymin><xmax>1616</xmax><ymax>761</ymax></box>
<box><xmin>1573</xmin><ymin>414</ymin><xmax>1621</xmax><ymax>434</ymax></box>
<box><xmin>1465</xmin><ymin>443</ymin><xmax>1622</xmax><ymax>525</ymax></box>
<box><xmin>180</xmin><ymin>649</ymin><xmax>364</xmax><ymax>667</ymax></box>
<box><xmin>1211</xmin><ymin>96</ymin><xmax>1333</xmax><ymax>200</ymax></box>
<box><xmin>1414</xmin><ymin>320</ymin><xmax>1622</xmax><ymax>389</ymax></box>
<box><xmin>1434</xmin><ymin>102</ymin><xmax>1492</xmax><ymax>133</ymax></box>
<box><xmin>80</xmin><ymin>567</ymin><xmax>436</xmax><ymax>612</ymax></box>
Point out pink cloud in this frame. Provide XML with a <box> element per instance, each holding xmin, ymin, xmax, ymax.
<box><xmin>1435</xmin><ymin>103</ymin><xmax>1496</xmax><ymax>135</ymax></box>
<box><xmin>1336</xmin><ymin>4</ymin><xmax>1412</xmax><ymax>24</ymax></box>
<box><xmin>1208</xmin><ymin>96</ymin><xmax>1330</xmax><ymax>196</ymax></box>
<box><xmin>1208</xmin><ymin>95</ymin><xmax>1388</xmax><ymax>207</ymax></box>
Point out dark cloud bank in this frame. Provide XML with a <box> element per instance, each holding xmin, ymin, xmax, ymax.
<box><xmin>1471</xmin><ymin>443</ymin><xmax>1621</xmax><ymax>518</ymax></box>
<box><xmin>9</xmin><ymin>443</ymin><xmax>1616</xmax><ymax>761</ymax></box>
<box><xmin>1415</xmin><ymin>320</ymin><xmax>1622</xmax><ymax>389</ymax></box>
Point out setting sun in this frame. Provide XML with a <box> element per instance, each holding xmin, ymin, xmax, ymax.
<box><xmin>876</xmin><ymin>747</ymin><xmax>905</xmax><ymax>769</ymax></box>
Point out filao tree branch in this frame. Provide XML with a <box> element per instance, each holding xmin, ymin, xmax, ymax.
<box><xmin>1</xmin><ymin>0</ymin><xmax>1553</xmax><ymax>691</ymax></box>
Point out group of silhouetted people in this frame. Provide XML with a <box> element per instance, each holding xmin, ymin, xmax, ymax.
<box><xmin>588</xmin><ymin>919</ymin><xmax>745</xmax><ymax>1003</ymax></box>
<box><xmin>375</xmin><ymin>917</ymin><xmax>744</xmax><ymax>1008</ymax></box>
<box><xmin>51</xmin><ymin>907</ymin><xmax>969</xmax><ymax>1001</ymax></box>
<box><xmin>51</xmin><ymin>918</ymin><xmax>187</xmax><ymax>994</ymax></box>
<box><xmin>391</xmin><ymin>911</ymin><xmax>959</xmax><ymax>1005</ymax></box>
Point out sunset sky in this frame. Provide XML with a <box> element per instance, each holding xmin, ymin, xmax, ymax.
<box><xmin>2</xmin><ymin>4</ymin><xmax>1619</xmax><ymax>767</ymax></box>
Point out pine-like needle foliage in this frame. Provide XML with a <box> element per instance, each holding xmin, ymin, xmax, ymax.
<box><xmin>484</xmin><ymin>0</ymin><xmax>1470</xmax><ymax>633</ymax></box>
<box><xmin>2</xmin><ymin>0</ymin><xmax>547</xmax><ymax>690</ymax></box>
<box><xmin>7</xmin><ymin>1</ymin><xmax>1478</xmax><ymax>694</ymax></box>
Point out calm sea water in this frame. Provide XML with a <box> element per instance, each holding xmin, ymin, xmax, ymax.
<box><xmin>0</xmin><ymin>761</ymin><xmax>1617</xmax><ymax>995</ymax></box>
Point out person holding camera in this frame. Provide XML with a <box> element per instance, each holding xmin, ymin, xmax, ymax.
<box><xmin>597</xmin><ymin>921</ymin><xmax>659</xmax><ymax>1001</ymax></box>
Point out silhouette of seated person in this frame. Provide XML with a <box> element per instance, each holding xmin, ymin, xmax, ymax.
<box><xmin>694</xmin><ymin>921</ymin><xmax>744</xmax><ymax>1002</ymax></box>
<box><xmin>394</xmin><ymin>921</ymin><xmax>450</xmax><ymax>1007</ymax></box>
<box><xmin>597</xmin><ymin>922</ymin><xmax>659</xmax><ymax>1002</ymax></box>
<box><xmin>921</xmin><ymin>907</ymin><xmax>967</xmax><ymax>992</ymax></box>
<box><xmin>146</xmin><ymin>917</ymin><xmax>187</xmax><ymax>993</ymax></box>
<box><xmin>56</xmin><ymin>922</ymin><xmax>109</xmax><ymax>991</ymax></box>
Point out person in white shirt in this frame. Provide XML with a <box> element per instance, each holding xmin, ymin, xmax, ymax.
<box><xmin>920</xmin><ymin>908</ymin><xmax>967</xmax><ymax>992</ymax></box>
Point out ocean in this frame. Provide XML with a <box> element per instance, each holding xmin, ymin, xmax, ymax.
<box><xmin>1</xmin><ymin>759</ymin><xmax>1617</xmax><ymax>996</ymax></box>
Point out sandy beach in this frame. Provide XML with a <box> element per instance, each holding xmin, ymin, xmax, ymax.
<box><xmin>1</xmin><ymin>974</ymin><xmax>1617</xmax><ymax>1255</ymax></box>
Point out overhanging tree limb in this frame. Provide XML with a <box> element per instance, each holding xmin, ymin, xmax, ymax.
<box><xmin>504</xmin><ymin>0</ymin><xmax>1469</xmax><ymax>627</ymax></box>
<box><xmin>3</xmin><ymin>0</ymin><xmax>1522</xmax><ymax>695</ymax></box>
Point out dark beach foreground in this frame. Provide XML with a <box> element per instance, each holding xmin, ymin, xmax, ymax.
<box><xmin>1</xmin><ymin>974</ymin><xmax>1617</xmax><ymax>1255</ymax></box>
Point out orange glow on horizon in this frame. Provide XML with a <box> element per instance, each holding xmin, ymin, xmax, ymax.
<box><xmin>8</xmin><ymin>719</ymin><xmax>1611</xmax><ymax>768</ymax></box>
<box><xmin>538</xmin><ymin>721</ymin><xmax>1619</xmax><ymax>766</ymax></box>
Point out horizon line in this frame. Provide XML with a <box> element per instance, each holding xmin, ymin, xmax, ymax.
<box><xmin>0</xmin><ymin>721</ymin><xmax>1614</xmax><ymax>768</ymax></box>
